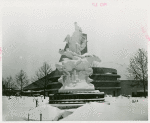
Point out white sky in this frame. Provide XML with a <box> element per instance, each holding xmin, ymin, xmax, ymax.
<box><xmin>2</xmin><ymin>0</ymin><xmax>149</xmax><ymax>80</ymax></box>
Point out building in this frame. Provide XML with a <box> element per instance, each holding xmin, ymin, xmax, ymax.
<box><xmin>46</xmin><ymin>67</ymin><xmax>121</xmax><ymax>96</ymax></box>
<box><xmin>2</xmin><ymin>83</ymin><xmax>20</xmax><ymax>96</ymax></box>
<box><xmin>120</xmin><ymin>80</ymin><xmax>148</xmax><ymax>97</ymax></box>
<box><xmin>91</xmin><ymin>67</ymin><xmax>121</xmax><ymax>96</ymax></box>
<box><xmin>23</xmin><ymin>33</ymin><xmax>147</xmax><ymax>97</ymax></box>
<box><xmin>23</xmin><ymin>67</ymin><xmax>147</xmax><ymax>97</ymax></box>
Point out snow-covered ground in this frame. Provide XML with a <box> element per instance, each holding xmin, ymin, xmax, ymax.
<box><xmin>2</xmin><ymin>96</ymin><xmax>148</xmax><ymax>121</ymax></box>
<box><xmin>2</xmin><ymin>96</ymin><xmax>49</xmax><ymax>121</ymax></box>
<box><xmin>61</xmin><ymin>97</ymin><xmax>148</xmax><ymax>121</ymax></box>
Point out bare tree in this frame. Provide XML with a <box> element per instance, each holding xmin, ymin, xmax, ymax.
<box><xmin>6</xmin><ymin>76</ymin><xmax>13</xmax><ymax>89</ymax></box>
<box><xmin>16</xmin><ymin>70</ymin><xmax>29</xmax><ymax>94</ymax></box>
<box><xmin>2</xmin><ymin>77</ymin><xmax>7</xmax><ymax>89</ymax></box>
<box><xmin>2</xmin><ymin>76</ymin><xmax>13</xmax><ymax>97</ymax></box>
<box><xmin>35</xmin><ymin>62</ymin><xmax>52</xmax><ymax>99</ymax></box>
<box><xmin>127</xmin><ymin>49</ymin><xmax>148</xmax><ymax>98</ymax></box>
<box><xmin>2</xmin><ymin>77</ymin><xmax>8</xmax><ymax>95</ymax></box>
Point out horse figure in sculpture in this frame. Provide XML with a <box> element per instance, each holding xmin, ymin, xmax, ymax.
<box><xmin>59</xmin><ymin>48</ymin><xmax>84</xmax><ymax>60</ymax></box>
<box><xmin>55</xmin><ymin>54</ymin><xmax>101</xmax><ymax>76</ymax></box>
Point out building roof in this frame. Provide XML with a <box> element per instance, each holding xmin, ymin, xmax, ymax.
<box><xmin>23</xmin><ymin>69</ymin><xmax>63</xmax><ymax>91</ymax></box>
<box><xmin>49</xmin><ymin>69</ymin><xmax>63</xmax><ymax>79</ymax></box>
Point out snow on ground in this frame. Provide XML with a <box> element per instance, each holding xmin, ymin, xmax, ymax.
<box><xmin>27</xmin><ymin>104</ymin><xmax>65</xmax><ymax>121</ymax></box>
<box><xmin>61</xmin><ymin>97</ymin><xmax>148</xmax><ymax>121</ymax></box>
<box><xmin>2</xmin><ymin>96</ymin><xmax>148</xmax><ymax>121</ymax></box>
<box><xmin>2</xmin><ymin>96</ymin><xmax>49</xmax><ymax>121</ymax></box>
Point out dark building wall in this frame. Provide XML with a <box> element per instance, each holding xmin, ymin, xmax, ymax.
<box><xmin>92</xmin><ymin>67</ymin><xmax>117</xmax><ymax>74</ymax></box>
<box><xmin>89</xmin><ymin>67</ymin><xmax>121</xmax><ymax>96</ymax></box>
<box><xmin>90</xmin><ymin>75</ymin><xmax>118</xmax><ymax>80</ymax></box>
<box><xmin>92</xmin><ymin>82</ymin><xmax>120</xmax><ymax>87</ymax></box>
<box><xmin>48</xmin><ymin>83</ymin><xmax>62</xmax><ymax>89</ymax></box>
<box><xmin>46</xmin><ymin>67</ymin><xmax>122</xmax><ymax>95</ymax></box>
<box><xmin>99</xmin><ymin>89</ymin><xmax>121</xmax><ymax>96</ymax></box>
<box><xmin>24</xmin><ymin>67</ymin><xmax>147</xmax><ymax>97</ymax></box>
<box><xmin>120</xmin><ymin>80</ymin><xmax>148</xmax><ymax>96</ymax></box>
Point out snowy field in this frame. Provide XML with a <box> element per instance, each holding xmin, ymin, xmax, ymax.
<box><xmin>2</xmin><ymin>96</ymin><xmax>49</xmax><ymax>121</ymax></box>
<box><xmin>2</xmin><ymin>96</ymin><xmax>148</xmax><ymax>121</ymax></box>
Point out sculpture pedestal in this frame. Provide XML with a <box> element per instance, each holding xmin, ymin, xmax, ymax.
<box><xmin>59</xmin><ymin>80</ymin><xmax>95</xmax><ymax>91</ymax></box>
<box><xmin>49</xmin><ymin>69</ymin><xmax>105</xmax><ymax>106</ymax></box>
<box><xmin>49</xmin><ymin>90</ymin><xmax>105</xmax><ymax>106</ymax></box>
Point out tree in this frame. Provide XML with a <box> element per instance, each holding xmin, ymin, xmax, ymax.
<box><xmin>2</xmin><ymin>77</ymin><xmax>8</xmax><ymax>95</ymax></box>
<box><xmin>2</xmin><ymin>77</ymin><xmax>7</xmax><ymax>90</ymax></box>
<box><xmin>7</xmin><ymin>76</ymin><xmax>13</xmax><ymax>98</ymax></box>
<box><xmin>127</xmin><ymin>49</ymin><xmax>148</xmax><ymax>98</ymax></box>
<box><xmin>2</xmin><ymin>76</ymin><xmax>13</xmax><ymax>96</ymax></box>
<box><xmin>16</xmin><ymin>70</ymin><xmax>29</xmax><ymax>93</ymax></box>
<box><xmin>6</xmin><ymin>76</ymin><xmax>13</xmax><ymax>90</ymax></box>
<box><xmin>35</xmin><ymin>62</ymin><xmax>52</xmax><ymax>99</ymax></box>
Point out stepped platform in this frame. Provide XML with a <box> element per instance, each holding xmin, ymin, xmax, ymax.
<box><xmin>50</xmin><ymin>101</ymin><xmax>110</xmax><ymax>109</ymax></box>
<box><xmin>49</xmin><ymin>90</ymin><xmax>105</xmax><ymax>105</ymax></box>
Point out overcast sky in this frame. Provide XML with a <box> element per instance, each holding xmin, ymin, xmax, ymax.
<box><xmin>2</xmin><ymin>0</ymin><xmax>148</xmax><ymax>80</ymax></box>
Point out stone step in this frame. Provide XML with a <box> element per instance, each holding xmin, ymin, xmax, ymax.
<box><xmin>49</xmin><ymin>94</ymin><xmax>104</xmax><ymax>100</ymax></box>
<box><xmin>50</xmin><ymin>101</ymin><xmax>109</xmax><ymax>109</ymax></box>
<box><xmin>50</xmin><ymin>93</ymin><xmax>104</xmax><ymax>95</ymax></box>
<box><xmin>49</xmin><ymin>98</ymin><xmax>105</xmax><ymax>104</ymax></box>
<box><xmin>50</xmin><ymin>98</ymin><xmax>105</xmax><ymax>102</ymax></box>
<box><xmin>50</xmin><ymin>103</ymin><xmax>84</xmax><ymax>109</ymax></box>
<box><xmin>58</xmin><ymin>89</ymin><xmax>96</xmax><ymax>93</ymax></box>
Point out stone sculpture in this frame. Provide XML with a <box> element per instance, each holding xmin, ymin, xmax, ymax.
<box><xmin>55</xmin><ymin>22</ymin><xmax>101</xmax><ymax>91</ymax></box>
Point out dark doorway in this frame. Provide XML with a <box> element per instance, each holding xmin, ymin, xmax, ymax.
<box><xmin>113</xmin><ymin>91</ymin><xmax>115</xmax><ymax>97</ymax></box>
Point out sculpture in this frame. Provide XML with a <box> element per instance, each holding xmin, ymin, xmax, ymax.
<box><xmin>56</xmin><ymin>54</ymin><xmax>100</xmax><ymax>75</ymax></box>
<box><xmin>59</xmin><ymin>48</ymin><xmax>84</xmax><ymax>60</ymax></box>
<box><xmin>56</xmin><ymin>22</ymin><xmax>101</xmax><ymax>91</ymax></box>
<box><xmin>63</xmin><ymin>22</ymin><xmax>87</xmax><ymax>55</ymax></box>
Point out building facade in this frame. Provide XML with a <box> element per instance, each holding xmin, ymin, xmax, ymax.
<box><xmin>46</xmin><ymin>67</ymin><xmax>121</xmax><ymax>96</ymax></box>
<box><xmin>120</xmin><ymin>80</ymin><xmax>148</xmax><ymax>96</ymax></box>
<box><xmin>23</xmin><ymin>68</ymin><xmax>148</xmax><ymax>97</ymax></box>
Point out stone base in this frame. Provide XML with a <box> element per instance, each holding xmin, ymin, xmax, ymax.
<box><xmin>49</xmin><ymin>90</ymin><xmax>105</xmax><ymax>104</ymax></box>
<box><xmin>59</xmin><ymin>80</ymin><xmax>95</xmax><ymax>91</ymax></box>
<box><xmin>58</xmin><ymin>89</ymin><xmax>97</xmax><ymax>93</ymax></box>
<box><xmin>51</xmin><ymin>101</ymin><xmax>110</xmax><ymax>109</ymax></box>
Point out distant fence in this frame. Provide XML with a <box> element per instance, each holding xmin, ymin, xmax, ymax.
<box><xmin>2</xmin><ymin>90</ymin><xmax>20</xmax><ymax>96</ymax></box>
<box><xmin>2</xmin><ymin>90</ymin><xmax>48</xmax><ymax>97</ymax></box>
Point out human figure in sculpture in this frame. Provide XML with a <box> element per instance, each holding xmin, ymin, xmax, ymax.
<box><xmin>63</xmin><ymin>22</ymin><xmax>85</xmax><ymax>55</ymax></box>
<box><xmin>76</xmin><ymin>35</ymin><xmax>87</xmax><ymax>54</ymax></box>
